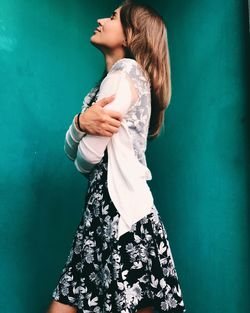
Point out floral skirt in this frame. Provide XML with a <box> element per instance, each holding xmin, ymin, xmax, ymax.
<box><xmin>52</xmin><ymin>149</ymin><xmax>186</xmax><ymax>313</ymax></box>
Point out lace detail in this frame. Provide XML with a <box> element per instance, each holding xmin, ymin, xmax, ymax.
<box><xmin>81</xmin><ymin>58</ymin><xmax>151</xmax><ymax>167</ymax></box>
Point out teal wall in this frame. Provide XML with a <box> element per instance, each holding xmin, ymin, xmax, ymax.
<box><xmin>149</xmin><ymin>1</ymin><xmax>250</xmax><ymax>312</ymax></box>
<box><xmin>0</xmin><ymin>0</ymin><xmax>249</xmax><ymax>312</ymax></box>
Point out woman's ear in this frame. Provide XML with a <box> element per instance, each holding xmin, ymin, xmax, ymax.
<box><xmin>122</xmin><ymin>38</ymin><xmax>127</xmax><ymax>47</ymax></box>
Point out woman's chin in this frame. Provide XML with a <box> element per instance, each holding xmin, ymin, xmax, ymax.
<box><xmin>90</xmin><ymin>38</ymin><xmax>101</xmax><ymax>50</ymax></box>
<box><xmin>90</xmin><ymin>33</ymin><xmax>99</xmax><ymax>42</ymax></box>
<box><xmin>90</xmin><ymin>35</ymin><xmax>96</xmax><ymax>42</ymax></box>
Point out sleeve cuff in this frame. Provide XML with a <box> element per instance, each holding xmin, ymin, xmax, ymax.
<box><xmin>70</xmin><ymin>114</ymin><xmax>87</xmax><ymax>142</ymax></box>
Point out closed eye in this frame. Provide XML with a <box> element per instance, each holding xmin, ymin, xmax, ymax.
<box><xmin>110</xmin><ymin>11</ymin><xmax>117</xmax><ymax>19</ymax></box>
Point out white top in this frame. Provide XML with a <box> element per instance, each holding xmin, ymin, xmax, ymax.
<box><xmin>64</xmin><ymin>58</ymin><xmax>154</xmax><ymax>239</ymax></box>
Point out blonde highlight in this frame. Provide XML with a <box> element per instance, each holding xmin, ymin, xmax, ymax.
<box><xmin>119</xmin><ymin>0</ymin><xmax>172</xmax><ymax>140</ymax></box>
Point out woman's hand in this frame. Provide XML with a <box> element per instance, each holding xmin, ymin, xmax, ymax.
<box><xmin>77</xmin><ymin>95</ymin><xmax>123</xmax><ymax>137</ymax></box>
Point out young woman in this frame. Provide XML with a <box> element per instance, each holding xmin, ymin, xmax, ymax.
<box><xmin>47</xmin><ymin>1</ymin><xmax>186</xmax><ymax>312</ymax></box>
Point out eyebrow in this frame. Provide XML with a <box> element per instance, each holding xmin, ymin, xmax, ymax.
<box><xmin>111</xmin><ymin>11</ymin><xmax>117</xmax><ymax>16</ymax></box>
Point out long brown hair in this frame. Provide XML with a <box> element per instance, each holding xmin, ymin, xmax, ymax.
<box><xmin>90</xmin><ymin>0</ymin><xmax>171</xmax><ymax>140</ymax></box>
<box><xmin>119</xmin><ymin>0</ymin><xmax>172</xmax><ymax>140</ymax></box>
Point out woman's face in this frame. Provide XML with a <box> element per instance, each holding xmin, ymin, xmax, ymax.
<box><xmin>90</xmin><ymin>6</ymin><xmax>127</xmax><ymax>55</ymax></box>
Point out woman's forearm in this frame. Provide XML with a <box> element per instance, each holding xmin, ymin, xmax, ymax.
<box><xmin>64</xmin><ymin>114</ymin><xmax>87</xmax><ymax>161</ymax></box>
<box><xmin>74</xmin><ymin>113</ymin><xmax>87</xmax><ymax>132</ymax></box>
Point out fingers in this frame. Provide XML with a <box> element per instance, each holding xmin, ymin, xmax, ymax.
<box><xmin>100</xmin><ymin>116</ymin><xmax>122</xmax><ymax>136</ymax></box>
<box><xmin>96</xmin><ymin>94</ymin><xmax>122</xmax><ymax>121</ymax></box>
<box><xmin>103</xmin><ymin>130</ymin><xmax>115</xmax><ymax>137</ymax></box>
<box><xmin>98</xmin><ymin>94</ymin><xmax>116</xmax><ymax>107</ymax></box>
<box><xmin>87</xmin><ymin>94</ymin><xmax>123</xmax><ymax>137</ymax></box>
<box><xmin>106</xmin><ymin>123</ymin><xmax>121</xmax><ymax>134</ymax></box>
<box><xmin>104</xmin><ymin>109</ymin><xmax>123</xmax><ymax>122</ymax></box>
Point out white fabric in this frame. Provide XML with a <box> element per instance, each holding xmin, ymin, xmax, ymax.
<box><xmin>64</xmin><ymin>67</ymin><xmax>154</xmax><ymax>239</ymax></box>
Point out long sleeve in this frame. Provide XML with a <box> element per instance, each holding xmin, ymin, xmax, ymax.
<box><xmin>64</xmin><ymin>114</ymin><xmax>87</xmax><ymax>161</ymax></box>
<box><xmin>63</xmin><ymin>86</ymin><xmax>97</xmax><ymax>162</ymax></box>
<box><xmin>74</xmin><ymin>70</ymin><xmax>137</xmax><ymax>175</ymax></box>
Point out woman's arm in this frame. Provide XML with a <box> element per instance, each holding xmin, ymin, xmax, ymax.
<box><xmin>74</xmin><ymin>70</ymin><xmax>138</xmax><ymax>175</ymax></box>
<box><xmin>64</xmin><ymin>115</ymin><xmax>87</xmax><ymax>161</ymax></box>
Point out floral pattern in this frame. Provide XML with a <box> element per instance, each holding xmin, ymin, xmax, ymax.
<box><xmin>52</xmin><ymin>149</ymin><xmax>186</xmax><ymax>313</ymax></box>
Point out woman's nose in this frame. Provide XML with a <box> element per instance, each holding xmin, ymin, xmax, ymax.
<box><xmin>97</xmin><ymin>18</ymin><xmax>108</xmax><ymax>26</ymax></box>
<box><xmin>97</xmin><ymin>18</ymin><xmax>103</xmax><ymax>25</ymax></box>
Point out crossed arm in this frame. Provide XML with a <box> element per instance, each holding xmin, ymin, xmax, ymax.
<box><xmin>64</xmin><ymin>70</ymin><xmax>138</xmax><ymax>177</ymax></box>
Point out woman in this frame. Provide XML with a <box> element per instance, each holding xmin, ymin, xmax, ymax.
<box><xmin>47</xmin><ymin>1</ymin><xmax>186</xmax><ymax>312</ymax></box>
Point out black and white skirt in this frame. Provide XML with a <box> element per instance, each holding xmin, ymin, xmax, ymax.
<box><xmin>52</xmin><ymin>148</ymin><xmax>186</xmax><ymax>313</ymax></box>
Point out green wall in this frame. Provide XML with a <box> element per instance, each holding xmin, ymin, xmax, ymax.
<box><xmin>0</xmin><ymin>0</ymin><xmax>249</xmax><ymax>312</ymax></box>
